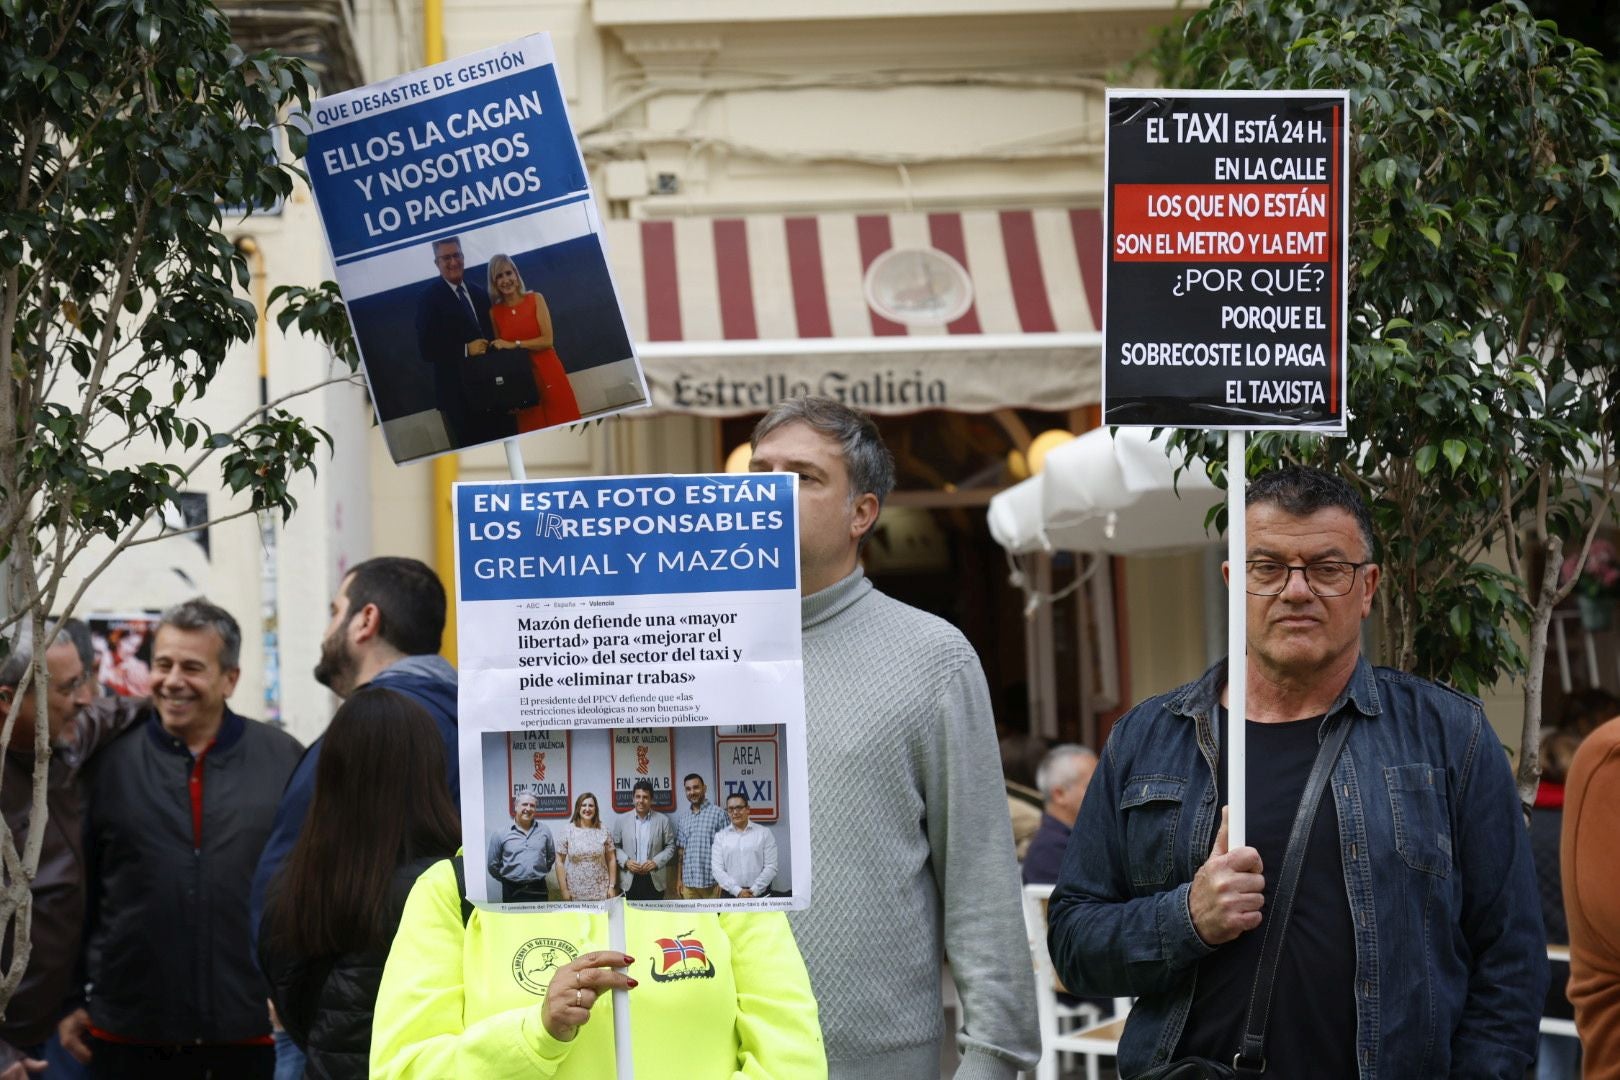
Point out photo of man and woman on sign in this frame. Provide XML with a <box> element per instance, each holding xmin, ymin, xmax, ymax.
<box><xmin>302</xmin><ymin>34</ymin><xmax>650</xmax><ymax>463</ymax></box>
<box><xmin>400</xmin><ymin>234</ymin><xmax>645</xmax><ymax>454</ymax></box>
<box><xmin>476</xmin><ymin>724</ymin><xmax>797</xmax><ymax>910</ymax></box>
<box><xmin>336</xmin><ymin>220</ymin><xmax>648</xmax><ymax>464</ymax></box>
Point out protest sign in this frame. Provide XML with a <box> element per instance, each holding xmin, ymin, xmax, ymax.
<box><xmin>304</xmin><ymin>34</ymin><xmax>649</xmax><ymax>464</ymax></box>
<box><xmin>453</xmin><ymin>472</ymin><xmax>810</xmax><ymax>912</ymax></box>
<box><xmin>1103</xmin><ymin>90</ymin><xmax>1349</xmax><ymax>430</ymax></box>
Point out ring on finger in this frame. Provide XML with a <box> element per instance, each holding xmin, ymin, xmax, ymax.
<box><xmin>575</xmin><ymin>988</ymin><xmax>583</xmax><ymax>1006</ymax></box>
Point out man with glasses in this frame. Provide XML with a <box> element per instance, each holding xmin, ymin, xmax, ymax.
<box><xmin>0</xmin><ymin>621</ymin><xmax>139</xmax><ymax>1080</ymax></box>
<box><xmin>711</xmin><ymin>792</ymin><xmax>778</xmax><ymax>899</ymax></box>
<box><xmin>1048</xmin><ymin>465</ymin><xmax>1544</xmax><ymax>1079</ymax></box>
<box><xmin>415</xmin><ymin>235</ymin><xmax>514</xmax><ymax>449</ymax></box>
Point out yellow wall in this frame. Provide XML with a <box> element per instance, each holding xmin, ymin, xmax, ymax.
<box><xmin>1123</xmin><ymin>551</ymin><xmax>1212</xmax><ymax>703</ymax></box>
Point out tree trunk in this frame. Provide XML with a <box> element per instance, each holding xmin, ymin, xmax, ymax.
<box><xmin>1516</xmin><ymin>534</ymin><xmax>1562</xmax><ymax>818</ymax></box>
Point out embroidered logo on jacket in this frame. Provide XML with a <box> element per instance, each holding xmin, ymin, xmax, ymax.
<box><xmin>649</xmin><ymin>931</ymin><xmax>715</xmax><ymax>982</ymax></box>
<box><xmin>512</xmin><ymin>937</ymin><xmax>579</xmax><ymax>996</ymax></box>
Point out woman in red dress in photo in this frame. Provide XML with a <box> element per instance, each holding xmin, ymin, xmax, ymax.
<box><xmin>485</xmin><ymin>253</ymin><xmax>582</xmax><ymax>431</ymax></box>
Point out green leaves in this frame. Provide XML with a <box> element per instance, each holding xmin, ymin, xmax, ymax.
<box><xmin>1159</xmin><ymin>0</ymin><xmax>1620</xmax><ymax>697</ymax></box>
<box><xmin>0</xmin><ymin>0</ymin><xmax>330</xmax><ymax>611</ymax></box>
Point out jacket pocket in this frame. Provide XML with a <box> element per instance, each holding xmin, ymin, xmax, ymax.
<box><xmin>1120</xmin><ymin>775</ymin><xmax>1186</xmax><ymax>887</ymax></box>
<box><xmin>1385</xmin><ymin>763</ymin><xmax>1452</xmax><ymax>877</ymax></box>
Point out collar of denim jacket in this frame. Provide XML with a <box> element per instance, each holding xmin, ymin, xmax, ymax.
<box><xmin>1168</xmin><ymin>653</ymin><xmax>1383</xmax><ymax>725</ymax></box>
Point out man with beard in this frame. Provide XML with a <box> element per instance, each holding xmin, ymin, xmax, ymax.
<box><xmin>248</xmin><ymin>558</ymin><xmax>457</xmax><ymax>1074</ymax></box>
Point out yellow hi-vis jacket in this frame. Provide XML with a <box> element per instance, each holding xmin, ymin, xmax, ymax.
<box><xmin>370</xmin><ymin>859</ymin><xmax>827</xmax><ymax>1078</ymax></box>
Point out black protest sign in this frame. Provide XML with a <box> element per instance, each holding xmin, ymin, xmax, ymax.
<box><xmin>1102</xmin><ymin>92</ymin><xmax>1349</xmax><ymax>431</ymax></box>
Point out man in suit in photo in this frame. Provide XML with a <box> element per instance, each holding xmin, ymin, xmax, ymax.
<box><xmin>415</xmin><ymin>236</ymin><xmax>515</xmax><ymax>449</ymax></box>
<box><xmin>612</xmin><ymin>780</ymin><xmax>674</xmax><ymax>901</ymax></box>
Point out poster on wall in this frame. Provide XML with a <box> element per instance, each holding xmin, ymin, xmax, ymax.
<box><xmin>303</xmin><ymin>33</ymin><xmax>650</xmax><ymax>464</ymax></box>
<box><xmin>715</xmin><ymin>733</ymin><xmax>780</xmax><ymax>824</ymax></box>
<box><xmin>1102</xmin><ymin>89</ymin><xmax>1349</xmax><ymax>430</ymax></box>
<box><xmin>454</xmin><ymin>472</ymin><xmax>810</xmax><ymax>912</ymax></box>
<box><xmin>85</xmin><ymin>613</ymin><xmax>162</xmax><ymax>698</ymax></box>
<box><xmin>504</xmin><ymin>730</ymin><xmax>573</xmax><ymax>816</ymax></box>
<box><xmin>610</xmin><ymin>727</ymin><xmax>675</xmax><ymax>812</ymax></box>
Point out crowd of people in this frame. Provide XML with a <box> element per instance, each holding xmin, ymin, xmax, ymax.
<box><xmin>1</xmin><ymin>395</ymin><xmax>1616</xmax><ymax>1079</ymax></box>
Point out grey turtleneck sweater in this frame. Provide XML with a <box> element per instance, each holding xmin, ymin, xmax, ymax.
<box><xmin>788</xmin><ymin>568</ymin><xmax>1039</xmax><ymax>1079</ymax></box>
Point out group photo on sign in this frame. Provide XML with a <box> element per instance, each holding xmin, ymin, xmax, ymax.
<box><xmin>477</xmin><ymin>723</ymin><xmax>795</xmax><ymax>906</ymax></box>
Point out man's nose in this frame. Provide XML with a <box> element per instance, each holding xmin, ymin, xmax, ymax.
<box><xmin>1279</xmin><ymin>566</ymin><xmax>1317</xmax><ymax>599</ymax></box>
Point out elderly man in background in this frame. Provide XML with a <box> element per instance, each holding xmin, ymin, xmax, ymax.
<box><xmin>749</xmin><ymin>395</ymin><xmax>1038</xmax><ymax>1079</ymax></box>
<box><xmin>0</xmin><ymin>621</ymin><xmax>139</xmax><ymax>1080</ymax></box>
<box><xmin>1021</xmin><ymin>743</ymin><xmax>1096</xmax><ymax>886</ymax></box>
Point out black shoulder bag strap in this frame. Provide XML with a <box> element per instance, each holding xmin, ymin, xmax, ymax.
<box><xmin>1232</xmin><ymin>714</ymin><xmax>1355</xmax><ymax>1077</ymax></box>
<box><xmin>451</xmin><ymin>854</ymin><xmax>475</xmax><ymax>927</ymax></box>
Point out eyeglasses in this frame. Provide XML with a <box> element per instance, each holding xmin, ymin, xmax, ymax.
<box><xmin>53</xmin><ymin>672</ymin><xmax>95</xmax><ymax>694</ymax></box>
<box><xmin>1244</xmin><ymin>560</ymin><xmax>1372</xmax><ymax>597</ymax></box>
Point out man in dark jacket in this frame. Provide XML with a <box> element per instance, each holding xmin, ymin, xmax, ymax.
<box><xmin>416</xmin><ymin>235</ymin><xmax>512</xmax><ymax>448</ymax></box>
<box><xmin>0</xmin><ymin>621</ymin><xmax>140</xmax><ymax>1080</ymax></box>
<box><xmin>1021</xmin><ymin>743</ymin><xmax>1095</xmax><ymax>886</ymax></box>
<box><xmin>60</xmin><ymin>599</ymin><xmax>302</xmax><ymax>1078</ymax></box>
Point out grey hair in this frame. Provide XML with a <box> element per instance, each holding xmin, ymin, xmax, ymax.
<box><xmin>0</xmin><ymin>618</ymin><xmax>91</xmax><ymax>688</ymax></box>
<box><xmin>485</xmin><ymin>252</ymin><xmax>525</xmax><ymax>299</ymax></box>
<box><xmin>1247</xmin><ymin>465</ymin><xmax>1376</xmax><ymax>562</ymax></box>
<box><xmin>58</xmin><ymin>618</ymin><xmax>95</xmax><ymax>674</ymax></box>
<box><xmin>0</xmin><ymin>626</ymin><xmax>33</xmax><ymax>688</ymax></box>
<box><xmin>1035</xmin><ymin>743</ymin><xmax>1097</xmax><ymax>800</ymax></box>
<box><xmin>751</xmin><ymin>397</ymin><xmax>896</xmax><ymax>540</ymax></box>
<box><xmin>158</xmin><ymin>598</ymin><xmax>242</xmax><ymax>670</ymax></box>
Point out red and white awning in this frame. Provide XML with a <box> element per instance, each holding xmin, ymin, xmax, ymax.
<box><xmin>603</xmin><ymin>208</ymin><xmax>1104</xmax><ymax>416</ymax></box>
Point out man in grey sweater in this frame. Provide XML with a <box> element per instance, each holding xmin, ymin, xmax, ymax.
<box><xmin>750</xmin><ymin>397</ymin><xmax>1039</xmax><ymax>1080</ymax></box>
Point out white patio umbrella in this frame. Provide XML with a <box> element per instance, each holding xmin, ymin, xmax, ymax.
<box><xmin>988</xmin><ymin>427</ymin><xmax>1222</xmax><ymax>556</ymax></box>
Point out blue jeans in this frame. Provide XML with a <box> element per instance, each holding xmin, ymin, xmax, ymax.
<box><xmin>1537</xmin><ymin>1032</ymin><xmax>1581</xmax><ymax>1080</ymax></box>
<box><xmin>17</xmin><ymin>1032</ymin><xmax>89</xmax><ymax>1080</ymax></box>
<box><xmin>273</xmin><ymin>1029</ymin><xmax>306</xmax><ymax>1080</ymax></box>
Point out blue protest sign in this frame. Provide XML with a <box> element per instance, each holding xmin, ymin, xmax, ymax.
<box><xmin>303</xmin><ymin>35</ymin><xmax>649</xmax><ymax>464</ymax></box>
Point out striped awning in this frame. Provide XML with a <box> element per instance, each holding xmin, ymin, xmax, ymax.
<box><xmin>603</xmin><ymin>208</ymin><xmax>1104</xmax><ymax>416</ymax></box>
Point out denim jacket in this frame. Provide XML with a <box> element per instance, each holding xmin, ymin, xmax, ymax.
<box><xmin>1047</xmin><ymin>656</ymin><xmax>1546</xmax><ymax>1079</ymax></box>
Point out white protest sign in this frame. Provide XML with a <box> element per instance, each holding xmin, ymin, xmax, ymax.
<box><xmin>453</xmin><ymin>472</ymin><xmax>810</xmax><ymax>912</ymax></box>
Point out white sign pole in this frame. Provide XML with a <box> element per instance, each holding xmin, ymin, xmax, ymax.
<box><xmin>608</xmin><ymin>895</ymin><xmax>633</xmax><ymax>1080</ymax></box>
<box><xmin>495</xmin><ymin>442</ymin><xmax>631</xmax><ymax>1077</ymax></box>
<box><xmin>1226</xmin><ymin>432</ymin><xmax>1247</xmax><ymax>849</ymax></box>
<box><xmin>503</xmin><ymin>439</ymin><xmax>527</xmax><ymax>482</ymax></box>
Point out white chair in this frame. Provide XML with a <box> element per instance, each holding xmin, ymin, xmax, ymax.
<box><xmin>1021</xmin><ymin>883</ymin><xmax>1132</xmax><ymax>1080</ymax></box>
